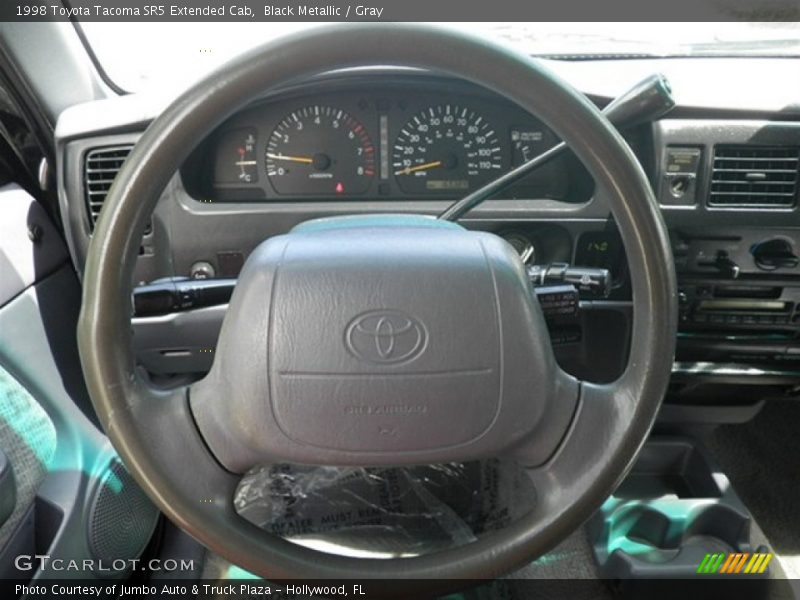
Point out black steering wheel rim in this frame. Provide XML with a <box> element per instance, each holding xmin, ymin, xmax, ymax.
<box><xmin>77</xmin><ymin>24</ymin><xmax>677</xmax><ymax>586</ymax></box>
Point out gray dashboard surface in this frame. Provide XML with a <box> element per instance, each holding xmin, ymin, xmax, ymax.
<box><xmin>54</xmin><ymin>57</ymin><xmax>800</xmax><ymax>140</ymax></box>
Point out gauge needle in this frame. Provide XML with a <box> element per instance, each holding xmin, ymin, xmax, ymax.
<box><xmin>394</xmin><ymin>160</ymin><xmax>442</xmax><ymax>176</ymax></box>
<box><xmin>266</xmin><ymin>152</ymin><xmax>314</xmax><ymax>164</ymax></box>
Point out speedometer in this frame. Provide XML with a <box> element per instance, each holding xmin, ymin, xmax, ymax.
<box><xmin>265</xmin><ymin>105</ymin><xmax>375</xmax><ymax>196</ymax></box>
<box><xmin>392</xmin><ymin>104</ymin><xmax>503</xmax><ymax>195</ymax></box>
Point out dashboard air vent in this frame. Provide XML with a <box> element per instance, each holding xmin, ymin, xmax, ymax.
<box><xmin>709</xmin><ymin>145</ymin><xmax>799</xmax><ymax>208</ymax></box>
<box><xmin>84</xmin><ymin>145</ymin><xmax>133</xmax><ymax>229</ymax></box>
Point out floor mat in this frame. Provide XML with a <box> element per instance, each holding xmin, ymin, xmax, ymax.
<box><xmin>704</xmin><ymin>399</ymin><xmax>800</xmax><ymax>578</ymax></box>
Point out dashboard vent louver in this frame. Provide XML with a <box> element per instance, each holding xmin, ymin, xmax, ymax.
<box><xmin>709</xmin><ymin>145</ymin><xmax>799</xmax><ymax>208</ymax></box>
<box><xmin>84</xmin><ymin>145</ymin><xmax>134</xmax><ymax>230</ymax></box>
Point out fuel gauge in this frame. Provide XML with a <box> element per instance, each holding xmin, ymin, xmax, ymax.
<box><xmin>214</xmin><ymin>127</ymin><xmax>259</xmax><ymax>184</ymax></box>
<box><xmin>510</xmin><ymin>127</ymin><xmax>551</xmax><ymax>166</ymax></box>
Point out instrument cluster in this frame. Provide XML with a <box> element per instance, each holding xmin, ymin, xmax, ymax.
<box><xmin>184</xmin><ymin>79</ymin><xmax>594</xmax><ymax>203</ymax></box>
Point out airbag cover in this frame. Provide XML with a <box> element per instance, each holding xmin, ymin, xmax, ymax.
<box><xmin>270</xmin><ymin>227</ymin><xmax>500</xmax><ymax>451</ymax></box>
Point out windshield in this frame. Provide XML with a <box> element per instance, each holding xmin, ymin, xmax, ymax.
<box><xmin>80</xmin><ymin>22</ymin><xmax>800</xmax><ymax>93</ymax></box>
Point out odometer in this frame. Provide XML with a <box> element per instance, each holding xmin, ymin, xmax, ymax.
<box><xmin>265</xmin><ymin>105</ymin><xmax>375</xmax><ymax>196</ymax></box>
<box><xmin>392</xmin><ymin>104</ymin><xmax>503</xmax><ymax>195</ymax></box>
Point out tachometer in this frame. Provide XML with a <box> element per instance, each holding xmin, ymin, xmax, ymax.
<box><xmin>392</xmin><ymin>104</ymin><xmax>503</xmax><ymax>195</ymax></box>
<box><xmin>265</xmin><ymin>106</ymin><xmax>375</xmax><ymax>196</ymax></box>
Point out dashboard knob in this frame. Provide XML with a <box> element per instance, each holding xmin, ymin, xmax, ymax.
<box><xmin>190</xmin><ymin>261</ymin><xmax>216</xmax><ymax>280</ymax></box>
<box><xmin>752</xmin><ymin>239</ymin><xmax>799</xmax><ymax>271</ymax></box>
<box><xmin>714</xmin><ymin>251</ymin><xmax>740</xmax><ymax>279</ymax></box>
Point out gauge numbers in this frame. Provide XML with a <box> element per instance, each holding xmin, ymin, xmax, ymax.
<box><xmin>392</xmin><ymin>104</ymin><xmax>503</xmax><ymax>195</ymax></box>
<box><xmin>265</xmin><ymin>106</ymin><xmax>375</xmax><ymax>196</ymax></box>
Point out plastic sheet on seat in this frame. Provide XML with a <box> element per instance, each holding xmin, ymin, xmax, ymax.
<box><xmin>234</xmin><ymin>460</ymin><xmax>536</xmax><ymax>558</ymax></box>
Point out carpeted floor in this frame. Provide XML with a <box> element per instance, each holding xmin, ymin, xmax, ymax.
<box><xmin>704</xmin><ymin>398</ymin><xmax>800</xmax><ymax>579</ymax></box>
<box><xmin>202</xmin><ymin>526</ymin><xmax>613</xmax><ymax>599</ymax></box>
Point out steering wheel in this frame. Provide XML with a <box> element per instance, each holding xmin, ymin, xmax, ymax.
<box><xmin>78</xmin><ymin>24</ymin><xmax>676</xmax><ymax>587</ymax></box>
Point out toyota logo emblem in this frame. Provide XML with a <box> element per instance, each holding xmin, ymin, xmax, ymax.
<box><xmin>345</xmin><ymin>310</ymin><xmax>427</xmax><ymax>365</ymax></box>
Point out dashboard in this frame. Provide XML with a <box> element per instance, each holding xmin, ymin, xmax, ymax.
<box><xmin>54</xmin><ymin>60</ymin><xmax>800</xmax><ymax>424</ymax></box>
<box><xmin>182</xmin><ymin>78</ymin><xmax>593</xmax><ymax>203</ymax></box>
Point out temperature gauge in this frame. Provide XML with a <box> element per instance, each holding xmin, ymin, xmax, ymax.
<box><xmin>214</xmin><ymin>127</ymin><xmax>259</xmax><ymax>184</ymax></box>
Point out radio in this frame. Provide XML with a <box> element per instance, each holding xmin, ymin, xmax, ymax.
<box><xmin>679</xmin><ymin>283</ymin><xmax>799</xmax><ymax>328</ymax></box>
<box><xmin>677</xmin><ymin>281</ymin><xmax>800</xmax><ymax>364</ymax></box>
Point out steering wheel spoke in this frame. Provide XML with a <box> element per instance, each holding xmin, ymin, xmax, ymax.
<box><xmin>503</xmin><ymin>363</ymin><xmax>581</xmax><ymax>468</ymax></box>
<box><xmin>522</xmin><ymin>380</ymin><xmax>635</xmax><ymax>506</ymax></box>
<box><xmin>105</xmin><ymin>381</ymin><xmax>240</xmax><ymax>521</ymax></box>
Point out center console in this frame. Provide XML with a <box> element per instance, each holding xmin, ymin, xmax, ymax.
<box><xmin>589</xmin><ymin>438</ymin><xmax>779</xmax><ymax>586</ymax></box>
<box><xmin>674</xmin><ymin>228</ymin><xmax>800</xmax><ymax>367</ymax></box>
<box><xmin>658</xmin><ymin>123</ymin><xmax>800</xmax><ymax>359</ymax></box>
